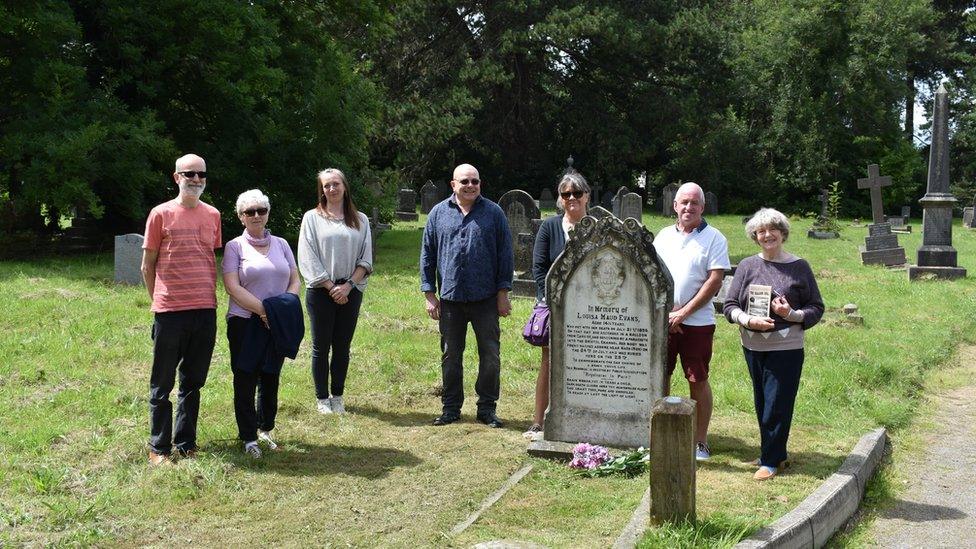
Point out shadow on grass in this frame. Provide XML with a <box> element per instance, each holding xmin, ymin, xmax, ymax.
<box><xmin>702</xmin><ymin>434</ymin><xmax>842</xmax><ymax>478</ymax></box>
<box><xmin>352</xmin><ymin>403</ymin><xmax>532</xmax><ymax>435</ymax></box>
<box><xmin>209</xmin><ymin>440</ymin><xmax>423</xmax><ymax>479</ymax></box>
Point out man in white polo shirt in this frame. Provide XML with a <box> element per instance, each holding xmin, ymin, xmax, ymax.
<box><xmin>653</xmin><ymin>182</ymin><xmax>729</xmax><ymax>461</ymax></box>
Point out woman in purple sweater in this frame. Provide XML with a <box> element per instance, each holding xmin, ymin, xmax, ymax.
<box><xmin>723</xmin><ymin>208</ymin><xmax>824</xmax><ymax>481</ymax></box>
<box><xmin>223</xmin><ymin>189</ymin><xmax>302</xmax><ymax>458</ymax></box>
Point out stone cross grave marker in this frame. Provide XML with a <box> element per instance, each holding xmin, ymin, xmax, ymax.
<box><xmin>909</xmin><ymin>83</ymin><xmax>966</xmax><ymax>280</ymax></box>
<box><xmin>857</xmin><ymin>164</ymin><xmax>905</xmax><ymax>266</ymax></box>
<box><xmin>420</xmin><ymin>181</ymin><xmax>439</xmax><ymax>214</ymax></box>
<box><xmin>539</xmin><ymin>187</ymin><xmax>556</xmax><ymax>210</ymax></box>
<box><xmin>114</xmin><ymin>234</ymin><xmax>145</xmax><ymax>285</ymax></box>
<box><xmin>541</xmin><ymin>215</ymin><xmax>671</xmax><ymax>448</ymax></box>
<box><xmin>858</xmin><ymin>164</ymin><xmax>891</xmax><ymax>225</ymax></box>
<box><xmin>498</xmin><ymin>190</ymin><xmax>541</xmax><ymax>296</ymax></box>
<box><xmin>395</xmin><ymin>189</ymin><xmax>418</xmax><ymax>221</ymax></box>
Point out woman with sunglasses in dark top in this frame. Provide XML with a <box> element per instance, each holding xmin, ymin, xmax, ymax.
<box><xmin>524</xmin><ymin>172</ymin><xmax>591</xmax><ymax>439</ymax></box>
<box><xmin>223</xmin><ymin>189</ymin><xmax>302</xmax><ymax>458</ymax></box>
<box><xmin>298</xmin><ymin>169</ymin><xmax>373</xmax><ymax>417</ymax></box>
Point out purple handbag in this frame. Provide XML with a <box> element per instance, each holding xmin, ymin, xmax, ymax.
<box><xmin>522</xmin><ymin>303</ymin><xmax>550</xmax><ymax>347</ymax></box>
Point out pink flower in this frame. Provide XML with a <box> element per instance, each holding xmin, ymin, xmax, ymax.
<box><xmin>569</xmin><ymin>442</ymin><xmax>611</xmax><ymax>469</ymax></box>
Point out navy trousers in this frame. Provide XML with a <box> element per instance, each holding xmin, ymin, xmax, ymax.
<box><xmin>743</xmin><ymin>347</ymin><xmax>804</xmax><ymax>468</ymax></box>
<box><xmin>439</xmin><ymin>297</ymin><xmax>501</xmax><ymax>415</ymax></box>
<box><xmin>149</xmin><ymin>309</ymin><xmax>216</xmax><ymax>455</ymax></box>
<box><xmin>227</xmin><ymin>316</ymin><xmax>282</xmax><ymax>442</ymax></box>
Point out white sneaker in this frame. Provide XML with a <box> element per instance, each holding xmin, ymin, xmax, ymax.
<box><xmin>316</xmin><ymin>398</ymin><xmax>333</xmax><ymax>415</ymax></box>
<box><xmin>244</xmin><ymin>441</ymin><xmax>262</xmax><ymax>458</ymax></box>
<box><xmin>330</xmin><ymin>396</ymin><xmax>345</xmax><ymax>414</ymax></box>
<box><xmin>257</xmin><ymin>430</ymin><xmax>278</xmax><ymax>451</ymax></box>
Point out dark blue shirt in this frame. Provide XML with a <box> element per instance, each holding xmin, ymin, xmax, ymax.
<box><xmin>420</xmin><ymin>195</ymin><xmax>514</xmax><ymax>302</ymax></box>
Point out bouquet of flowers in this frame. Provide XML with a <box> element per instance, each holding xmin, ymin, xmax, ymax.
<box><xmin>569</xmin><ymin>443</ymin><xmax>649</xmax><ymax>478</ymax></box>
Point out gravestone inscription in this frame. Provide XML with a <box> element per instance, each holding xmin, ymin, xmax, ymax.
<box><xmin>620</xmin><ymin>192</ymin><xmax>643</xmax><ymax>223</ymax></box>
<box><xmin>395</xmin><ymin>189</ymin><xmax>418</xmax><ymax>221</ymax></box>
<box><xmin>542</xmin><ymin>215</ymin><xmax>671</xmax><ymax>448</ymax></box>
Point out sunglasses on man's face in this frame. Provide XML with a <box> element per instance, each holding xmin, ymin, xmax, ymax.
<box><xmin>560</xmin><ymin>190</ymin><xmax>585</xmax><ymax>199</ymax></box>
<box><xmin>241</xmin><ymin>207</ymin><xmax>269</xmax><ymax>217</ymax></box>
<box><xmin>457</xmin><ymin>178</ymin><xmax>480</xmax><ymax>186</ymax></box>
<box><xmin>178</xmin><ymin>171</ymin><xmax>208</xmax><ymax>179</ymax></box>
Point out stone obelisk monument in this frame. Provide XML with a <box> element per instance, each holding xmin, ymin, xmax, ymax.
<box><xmin>908</xmin><ymin>83</ymin><xmax>966</xmax><ymax>280</ymax></box>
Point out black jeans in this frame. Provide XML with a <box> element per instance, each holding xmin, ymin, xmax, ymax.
<box><xmin>226</xmin><ymin>316</ymin><xmax>282</xmax><ymax>442</ymax></box>
<box><xmin>306</xmin><ymin>287</ymin><xmax>363</xmax><ymax>399</ymax></box>
<box><xmin>743</xmin><ymin>347</ymin><xmax>804</xmax><ymax>467</ymax></box>
<box><xmin>149</xmin><ymin>309</ymin><xmax>216</xmax><ymax>455</ymax></box>
<box><xmin>439</xmin><ymin>297</ymin><xmax>501</xmax><ymax>416</ymax></box>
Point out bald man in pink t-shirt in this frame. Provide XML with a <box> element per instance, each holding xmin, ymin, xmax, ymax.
<box><xmin>141</xmin><ymin>153</ymin><xmax>222</xmax><ymax>465</ymax></box>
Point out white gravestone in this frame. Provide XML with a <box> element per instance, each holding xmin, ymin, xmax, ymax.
<box><xmin>114</xmin><ymin>233</ymin><xmax>145</xmax><ymax>285</ymax></box>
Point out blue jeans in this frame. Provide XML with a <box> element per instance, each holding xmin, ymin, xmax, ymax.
<box><xmin>743</xmin><ymin>347</ymin><xmax>804</xmax><ymax>467</ymax></box>
<box><xmin>306</xmin><ymin>287</ymin><xmax>363</xmax><ymax>399</ymax></box>
<box><xmin>439</xmin><ymin>297</ymin><xmax>501</xmax><ymax>415</ymax></box>
<box><xmin>149</xmin><ymin>309</ymin><xmax>216</xmax><ymax>455</ymax></box>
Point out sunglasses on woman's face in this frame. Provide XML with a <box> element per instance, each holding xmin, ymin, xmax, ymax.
<box><xmin>560</xmin><ymin>190</ymin><xmax>585</xmax><ymax>199</ymax></box>
<box><xmin>241</xmin><ymin>207</ymin><xmax>269</xmax><ymax>217</ymax></box>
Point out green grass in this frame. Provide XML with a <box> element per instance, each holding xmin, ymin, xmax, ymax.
<box><xmin>1</xmin><ymin>213</ymin><xmax>974</xmax><ymax>547</ymax></box>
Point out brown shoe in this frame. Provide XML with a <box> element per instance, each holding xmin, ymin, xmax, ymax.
<box><xmin>148</xmin><ymin>451</ymin><xmax>171</xmax><ymax>466</ymax></box>
<box><xmin>747</xmin><ymin>458</ymin><xmax>790</xmax><ymax>469</ymax></box>
<box><xmin>753</xmin><ymin>466</ymin><xmax>777</xmax><ymax>481</ymax></box>
<box><xmin>176</xmin><ymin>448</ymin><xmax>197</xmax><ymax>459</ymax></box>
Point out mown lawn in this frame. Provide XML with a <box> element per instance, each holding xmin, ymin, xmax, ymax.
<box><xmin>1</xmin><ymin>213</ymin><xmax>974</xmax><ymax>547</ymax></box>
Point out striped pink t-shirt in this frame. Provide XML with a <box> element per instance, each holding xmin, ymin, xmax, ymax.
<box><xmin>143</xmin><ymin>199</ymin><xmax>222</xmax><ymax>312</ymax></box>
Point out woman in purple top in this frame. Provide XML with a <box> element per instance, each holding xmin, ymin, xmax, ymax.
<box><xmin>223</xmin><ymin>189</ymin><xmax>301</xmax><ymax>458</ymax></box>
<box><xmin>723</xmin><ymin>208</ymin><xmax>824</xmax><ymax>481</ymax></box>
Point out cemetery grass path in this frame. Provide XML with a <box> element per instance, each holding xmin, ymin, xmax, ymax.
<box><xmin>856</xmin><ymin>344</ymin><xmax>976</xmax><ymax>547</ymax></box>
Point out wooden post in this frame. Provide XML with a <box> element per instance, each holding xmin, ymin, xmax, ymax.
<box><xmin>649</xmin><ymin>396</ymin><xmax>696</xmax><ymax>525</ymax></box>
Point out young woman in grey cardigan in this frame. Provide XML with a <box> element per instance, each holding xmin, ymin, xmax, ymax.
<box><xmin>723</xmin><ymin>208</ymin><xmax>823</xmax><ymax>481</ymax></box>
<box><xmin>298</xmin><ymin>169</ymin><xmax>373</xmax><ymax>416</ymax></box>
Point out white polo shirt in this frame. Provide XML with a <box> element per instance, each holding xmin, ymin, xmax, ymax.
<box><xmin>653</xmin><ymin>219</ymin><xmax>730</xmax><ymax>326</ymax></box>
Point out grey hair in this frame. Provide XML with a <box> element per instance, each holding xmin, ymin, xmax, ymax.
<box><xmin>674</xmin><ymin>182</ymin><xmax>705</xmax><ymax>204</ymax></box>
<box><xmin>745</xmin><ymin>207</ymin><xmax>791</xmax><ymax>243</ymax></box>
<box><xmin>236</xmin><ymin>189</ymin><xmax>271</xmax><ymax>214</ymax></box>
<box><xmin>555</xmin><ymin>172</ymin><xmax>591</xmax><ymax>210</ymax></box>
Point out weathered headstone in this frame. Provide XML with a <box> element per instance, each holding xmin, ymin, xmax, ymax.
<box><xmin>588</xmin><ymin>205</ymin><xmax>612</xmax><ymax>221</ymax></box>
<box><xmin>909</xmin><ymin>84</ymin><xmax>966</xmax><ymax>280</ymax></box>
<box><xmin>498</xmin><ymin>189</ymin><xmax>542</xmax><ymax>297</ymax></box>
<box><xmin>540</xmin><ymin>215</ymin><xmax>671</xmax><ymax>449</ymax></box>
<box><xmin>650</xmin><ymin>396</ymin><xmax>696</xmax><ymax>526</ymax></box>
<box><xmin>809</xmin><ymin>187</ymin><xmax>839</xmax><ymax>239</ymax></box>
<box><xmin>661</xmin><ymin>183</ymin><xmax>680</xmax><ymax>217</ymax></box>
<box><xmin>857</xmin><ymin>164</ymin><xmax>906</xmax><ymax>266</ymax></box>
<box><xmin>965</xmin><ymin>206</ymin><xmax>976</xmax><ymax>229</ymax></box>
<box><xmin>420</xmin><ymin>181</ymin><xmax>439</xmax><ymax>214</ymax></box>
<box><xmin>114</xmin><ymin>234</ymin><xmax>145</xmax><ymax>285</ymax></box>
<box><xmin>901</xmin><ymin>205</ymin><xmax>911</xmax><ymax>218</ymax></box>
<box><xmin>395</xmin><ymin>188</ymin><xmax>418</xmax><ymax>221</ymax></box>
<box><xmin>369</xmin><ymin>206</ymin><xmax>390</xmax><ymax>256</ymax></box>
<box><xmin>611</xmin><ymin>186</ymin><xmax>629</xmax><ymax>218</ymax></box>
<box><xmin>620</xmin><ymin>192</ymin><xmax>643</xmax><ymax>223</ymax></box>
<box><xmin>704</xmin><ymin>191</ymin><xmax>717</xmax><ymax>216</ymax></box>
<box><xmin>539</xmin><ymin>188</ymin><xmax>556</xmax><ymax>210</ymax></box>
<box><xmin>887</xmin><ymin>215</ymin><xmax>911</xmax><ymax>233</ymax></box>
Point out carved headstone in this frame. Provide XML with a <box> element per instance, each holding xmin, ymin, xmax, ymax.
<box><xmin>395</xmin><ymin>189</ymin><xmax>418</xmax><ymax>221</ymax></box>
<box><xmin>704</xmin><ymin>191</ymin><xmax>717</xmax><ymax>216</ymax></box>
<box><xmin>498</xmin><ymin>189</ymin><xmax>542</xmax><ymax>296</ymax></box>
<box><xmin>620</xmin><ymin>192</ymin><xmax>643</xmax><ymax>223</ymax></box>
<box><xmin>661</xmin><ymin>183</ymin><xmax>680</xmax><ymax>217</ymax></box>
<box><xmin>420</xmin><ymin>181</ymin><xmax>439</xmax><ymax>214</ymax></box>
<box><xmin>909</xmin><ymin>83</ymin><xmax>966</xmax><ymax>280</ymax></box>
<box><xmin>541</xmin><ymin>215</ymin><xmax>671</xmax><ymax>448</ymax></box>
<box><xmin>114</xmin><ymin>234</ymin><xmax>145</xmax><ymax>285</ymax></box>
<box><xmin>588</xmin><ymin>205</ymin><xmax>613</xmax><ymax>221</ymax></box>
<box><xmin>539</xmin><ymin>188</ymin><xmax>556</xmax><ymax>210</ymax></box>
<box><xmin>611</xmin><ymin>186</ymin><xmax>629</xmax><ymax>218</ymax></box>
<box><xmin>857</xmin><ymin>164</ymin><xmax>906</xmax><ymax>266</ymax></box>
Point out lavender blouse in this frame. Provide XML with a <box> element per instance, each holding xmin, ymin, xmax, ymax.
<box><xmin>222</xmin><ymin>233</ymin><xmax>297</xmax><ymax>319</ymax></box>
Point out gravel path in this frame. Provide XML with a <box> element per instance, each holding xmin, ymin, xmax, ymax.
<box><xmin>868</xmin><ymin>346</ymin><xmax>976</xmax><ymax>547</ymax></box>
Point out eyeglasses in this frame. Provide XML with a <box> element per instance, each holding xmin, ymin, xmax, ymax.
<box><xmin>178</xmin><ymin>171</ymin><xmax>208</xmax><ymax>179</ymax></box>
<box><xmin>457</xmin><ymin>178</ymin><xmax>480</xmax><ymax>186</ymax></box>
<box><xmin>241</xmin><ymin>207</ymin><xmax>269</xmax><ymax>217</ymax></box>
<box><xmin>560</xmin><ymin>190</ymin><xmax>585</xmax><ymax>199</ymax></box>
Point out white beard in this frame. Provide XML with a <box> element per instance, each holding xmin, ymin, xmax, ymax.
<box><xmin>180</xmin><ymin>181</ymin><xmax>206</xmax><ymax>198</ymax></box>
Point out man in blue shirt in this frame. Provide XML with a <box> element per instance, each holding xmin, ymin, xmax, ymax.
<box><xmin>421</xmin><ymin>163</ymin><xmax>514</xmax><ymax>428</ymax></box>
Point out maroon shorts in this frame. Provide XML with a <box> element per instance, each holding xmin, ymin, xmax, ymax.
<box><xmin>666</xmin><ymin>324</ymin><xmax>715</xmax><ymax>383</ymax></box>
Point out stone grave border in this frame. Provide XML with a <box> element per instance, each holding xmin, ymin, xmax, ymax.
<box><xmin>613</xmin><ymin>428</ymin><xmax>888</xmax><ymax>549</ymax></box>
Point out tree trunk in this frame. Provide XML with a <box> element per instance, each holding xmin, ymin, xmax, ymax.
<box><xmin>904</xmin><ymin>70</ymin><xmax>916</xmax><ymax>139</ymax></box>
